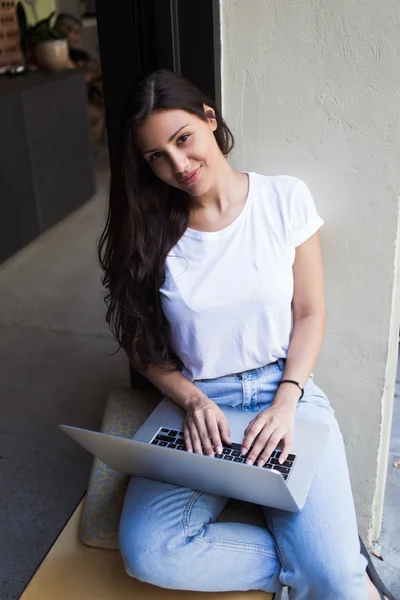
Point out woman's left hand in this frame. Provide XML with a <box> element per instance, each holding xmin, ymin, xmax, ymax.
<box><xmin>241</xmin><ymin>403</ymin><xmax>296</xmax><ymax>466</ymax></box>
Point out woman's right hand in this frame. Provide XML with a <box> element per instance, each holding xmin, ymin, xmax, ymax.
<box><xmin>184</xmin><ymin>394</ymin><xmax>231</xmax><ymax>456</ymax></box>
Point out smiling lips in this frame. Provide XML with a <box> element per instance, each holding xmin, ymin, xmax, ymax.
<box><xmin>179</xmin><ymin>166</ymin><xmax>201</xmax><ymax>186</ymax></box>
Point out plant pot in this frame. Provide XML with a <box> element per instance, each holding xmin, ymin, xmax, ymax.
<box><xmin>34</xmin><ymin>39</ymin><xmax>69</xmax><ymax>72</ymax></box>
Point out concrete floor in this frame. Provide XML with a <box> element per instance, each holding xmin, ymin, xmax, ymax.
<box><xmin>0</xmin><ymin>149</ymin><xmax>129</xmax><ymax>600</ymax></box>
<box><xmin>0</xmin><ymin>148</ymin><xmax>398</xmax><ymax>599</ymax></box>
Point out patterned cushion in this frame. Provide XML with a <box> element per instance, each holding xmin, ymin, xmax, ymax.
<box><xmin>80</xmin><ymin>389</ymin><xmax>266</xmax><ymax>550</ymax></box>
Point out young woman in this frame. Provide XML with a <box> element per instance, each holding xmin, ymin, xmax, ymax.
<box><xmin>99</xmin><ymin>70</ymin><xmax>392</xmax><ymax>600</ymax></box>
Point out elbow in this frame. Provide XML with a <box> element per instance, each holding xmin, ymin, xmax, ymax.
<box><xmin>293</xmin><ymin>307</ymin><xmax>326</xmax><ymax>327</ymax></box>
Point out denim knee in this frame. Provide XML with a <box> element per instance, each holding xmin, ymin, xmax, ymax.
<box><xmin>121</xmin><ymin>538</ymin><xmax>199</xmax><ymax>590</ymax></box>
<box><xmin>122</xmin><ymin>545</ymin><xmax>162</xmax><ymax>586</ymax></box>
<box><xmin>294</xmin><ymin>552</ymin><xmax>368</xmax><ymax>599</ymax></box>
<box><xmin>119</xmin><ymin>521</ymin><xmax>186</xmax><ymax>589</ymax></box>
<box><xmin>119</xmin><ymin>523</ymin><xmax>159</xmax><ymax>585</ymax></box>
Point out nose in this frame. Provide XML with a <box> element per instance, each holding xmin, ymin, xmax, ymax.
<box><xmin>169</xmin><ymin>150</ymin><xmax>190</xmax><ymax>174</ymax></box>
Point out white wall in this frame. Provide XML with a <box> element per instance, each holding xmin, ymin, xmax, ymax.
<box><xmin>221</xmin><ymin>0</ymin><xmax>400</xmax><ymax>539</ymax></box>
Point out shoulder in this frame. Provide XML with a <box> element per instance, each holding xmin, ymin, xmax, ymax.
<box><xmin>249</xmin><ymin>172</ymin><xmax>309</xmax><ymax>201</ymax></box>
<box><xmin>248</xmin><ymin>172</ymin><xmax>322</xmax><ymax>246</ymax></box>
<box><xmin>249</xmin><ymin>172</ymin><xmax>313</xmax><ymax>220</ymax></box>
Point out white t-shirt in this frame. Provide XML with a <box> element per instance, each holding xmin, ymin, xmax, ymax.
<box><xmin>160</xmin><ymin>173</ymin><xmax>323</xmax><ymax>381</ymax></box>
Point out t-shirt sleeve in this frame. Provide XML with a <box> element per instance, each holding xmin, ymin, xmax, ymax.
<box><xmin>289</xmin><ymin>179</ymin><xmax>324</xmax><ymax>247</ymax></box>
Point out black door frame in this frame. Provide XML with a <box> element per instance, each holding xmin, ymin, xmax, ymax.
<box><xmin>96</xmin><ymin>0</ymin><xmax>221</xmax><ymax>388</ymax></box>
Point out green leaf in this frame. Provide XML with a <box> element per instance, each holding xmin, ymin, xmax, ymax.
<box><xmin>23</xmin><ymin>10</ymin><xmax>68</xmax><ymax>47</ymax></box>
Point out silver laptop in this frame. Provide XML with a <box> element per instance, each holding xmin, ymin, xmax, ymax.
<box><xmin>60</xmin><ymin>396</ymin><xmax>329</xmax><ymax>512</ymax></box>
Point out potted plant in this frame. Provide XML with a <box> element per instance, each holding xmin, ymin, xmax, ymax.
<box><xmin>24</xmin><ymin>11</ymin><xmax>69</xmax><ymax>72</ymax></box>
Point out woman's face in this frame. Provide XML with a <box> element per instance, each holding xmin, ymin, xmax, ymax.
<box><xmin>134</xmin><ymin>108</ymin><xmax>221</xmax><ymax>195</ymax></box>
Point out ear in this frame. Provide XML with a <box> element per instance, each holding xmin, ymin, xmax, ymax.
<box><xmin>203</xmin><ymin>103</ymin><xmax>217</xmax><ymax>132</ymax></box>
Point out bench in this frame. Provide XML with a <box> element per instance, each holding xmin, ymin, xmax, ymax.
<box><xmin>21</xmin><ymin>389</ymin><xmax>277</xmax><ymax>599</ymax></box>
<box><xmin>20</xmin><ymin>497</ymin><xmax>274</xmax><ymax>600</ymax></box>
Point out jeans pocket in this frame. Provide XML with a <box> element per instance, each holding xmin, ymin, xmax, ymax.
<box><xmin>193</xmin><ymin>378</ymin><xmax>243</xmax><ymax>409</ymax></box>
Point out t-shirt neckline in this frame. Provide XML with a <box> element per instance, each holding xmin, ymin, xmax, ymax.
<box><xmin>184</xmin><ymin>172</ymin><xmax>253</xmax><ymax>240</ymax></box>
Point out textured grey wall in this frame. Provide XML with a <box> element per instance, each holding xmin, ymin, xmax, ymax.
<box><xmin>221</xmin><ymin>0</ymin><xmax>400</xmax><ymax>539</ymax></box>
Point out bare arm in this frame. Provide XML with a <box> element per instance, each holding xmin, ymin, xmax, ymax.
<box><xmin>140</xmin><ymin>363</ymin><xmax>204</xmax><ymax>410</ymax></box>
<box><xmin>273</xmin><ymin>230</ymin><xmax>326</xmax><ymax>409</ymax></box>
<box><xmin>241</xmin><ymin>230</ymin><xmax>326</xmax><ymax>465</ymax></box>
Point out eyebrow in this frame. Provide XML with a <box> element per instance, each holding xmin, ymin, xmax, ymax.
<box><xmin>142</xmin><ymin>124</ymin><xmax>190</xmax><ymax>155</ymax></box>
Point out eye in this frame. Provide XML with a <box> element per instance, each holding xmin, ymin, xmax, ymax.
<box><xmin>177</xmin><ymin>133</ymin><xmax>191</xmax><ymax>145</ymax></box>
<box><xmin>150</xmin><ymin>151</ymin><xmax>163</xmax><ymax>161</ymax></box>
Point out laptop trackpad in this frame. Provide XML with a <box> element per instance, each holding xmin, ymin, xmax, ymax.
<box><xmin>221</xmin><ymin>406</ymin><xmax>257</xmax><ymax>445</ymax></box>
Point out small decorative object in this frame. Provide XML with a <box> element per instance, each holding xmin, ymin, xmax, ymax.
<box><xmin>0</xmin><ymin>0</ymin><xmax>24</xmax><ymax>69</ymax></box>
<box><xmin>34</xmin><ymin>38</ymin><xmax>68</xmax><ymax>71</ymax></box>
<box><xmin>24</xmin><ymin>11</ymin><xmax>68</xmax><ymax>72</ymax></box>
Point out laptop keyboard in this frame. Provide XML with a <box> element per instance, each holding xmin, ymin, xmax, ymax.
<box><xmin>150</xmin><ymin>427</ymin><xmax>297</xmax><ymax>481</ymax></box>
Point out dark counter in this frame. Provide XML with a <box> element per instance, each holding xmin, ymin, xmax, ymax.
<box><xmin>0</xmin><ymin>70</ymin><xmax>96</xmax><ymax>263</ymax></box>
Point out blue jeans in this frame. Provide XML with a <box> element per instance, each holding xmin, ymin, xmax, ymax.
<box><xmin>119</xmin><ymin>360</ymin><xmax>368</xmax><ymax>599</ymax></box>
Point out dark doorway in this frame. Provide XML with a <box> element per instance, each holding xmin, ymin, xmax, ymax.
<box><xmin>95</xmin><ymin>0</ymin><xmax>221</xmax><ymax>388</ymax></box>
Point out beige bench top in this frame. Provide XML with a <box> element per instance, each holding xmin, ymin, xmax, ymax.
<box><xmin>21</xmin><ymin>499</ymin><xmax>273</xmax><ymax>600</ymax></box>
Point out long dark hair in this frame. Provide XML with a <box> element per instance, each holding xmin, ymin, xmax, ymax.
<box><xmin>98</xmin><ymin>70</ymin><xmax>234</xmax><ymax>371</ymax></box>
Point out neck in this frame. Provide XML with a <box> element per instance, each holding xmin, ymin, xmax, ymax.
<box><xmin>188</xmin><ymin>159</ymin><xmax>245</xmax><ymax>212</ymax></box>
